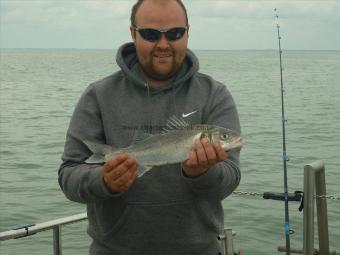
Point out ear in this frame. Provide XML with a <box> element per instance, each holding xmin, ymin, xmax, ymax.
<box><xmin>130</xmin><ymin>26</ymin><xmax>136</xmax><ymax>42</ymax></box>
<box><xmin>186</xmin><ymin>25</ymin><xmax>190</xmax><ymax>38</ymax></box>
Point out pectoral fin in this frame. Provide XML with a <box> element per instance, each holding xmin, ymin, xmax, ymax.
<box><xmin>137</xmin><ymin>164</ymin><xmax>153</xmax><ymax>177</ymax></box>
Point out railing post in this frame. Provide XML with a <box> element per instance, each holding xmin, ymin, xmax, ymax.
<box><xmin>53</xmin><ymin>225</ymin><xmax>62</xmax><ymax>255</ymax></box>
<box><xmin>224</xmin><ymin>228</ymin><xmax>234</xmax><ymax>255</ymax></box>
<box><xmin>303</xmin><ymin>163</ymin><xmax>315</xmax><ymax>255</ymax></box>
<box><xmin>303</xmin><ymin>160</ymin><xmax>330</xmax><ymax>255</ymax></box>
<box><xmin>219</xmin><ymin>235</ymin><xmax>226</xmax><ymax>255</ymax></box>
<box><xmin>218</xmin><ymin>228</ymin><xmax>235</xmax><ymax>255</ymax></box>
<box><xmin>314</xmin><ymin>162</ymin><xmax>329</xmax><ymax>255</ymax></box>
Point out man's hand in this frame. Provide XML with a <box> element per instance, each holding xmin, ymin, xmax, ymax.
<box><xmin>182</xmin><ymin>138</ymin><xmax>227</xmax><ymax>178</ymax></box>
<box><xmin>102</xmin><ymin>153</ymin><xmax>137</xmax><ymax>193</ymax></box>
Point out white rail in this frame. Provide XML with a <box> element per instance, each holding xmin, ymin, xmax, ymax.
<box><xmin>303</xmin><ymin>160</ymin><xmax>330</xmax><ymax>255</ymax></box>
<box><xmin>0</xmin><ymin>212</ymin><xmax>235</xmax><ymax>254</ymax></box>
<box><xmin>278</xmin><ymin>160</ymin><xmax>335</xmax><ymax>255</ymax></box>
<box><xmin>0</xmin><ymin>213</ymin><xmax>87</xmax><ymax>255</ymax></box>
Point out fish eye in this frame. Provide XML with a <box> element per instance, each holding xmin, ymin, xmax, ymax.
<box><xmin>220</xmin><ymin>134</ymin><xmax>229</xmax><ymax>140</ymax></box>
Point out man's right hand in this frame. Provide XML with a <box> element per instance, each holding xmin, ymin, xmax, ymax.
<box><xmin>101</xmin><ymin>153</ymin><xmax>137</xmax><ymax>193</ymax></box>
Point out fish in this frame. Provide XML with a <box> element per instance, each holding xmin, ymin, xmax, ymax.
<box><xmin>84</xmin><ymin>116</ymin><xmax>243</xmax><ymax>177</ymax></box>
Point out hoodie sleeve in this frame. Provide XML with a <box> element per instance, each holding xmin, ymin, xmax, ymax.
<box><xmin>58</xmin><ymin>84</ymin><xmax>118</xmax><ymax>203</ymax></box>
<box><xmin>182</xmin><ymin>83</ymin><xmax>241</xmax><ymax>200</ymax></box>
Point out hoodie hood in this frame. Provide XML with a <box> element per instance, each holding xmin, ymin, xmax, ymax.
<box><xmin>115</xmin><ymin>42</ymin><xmax>199</xmax><ymax>91</ymax></box>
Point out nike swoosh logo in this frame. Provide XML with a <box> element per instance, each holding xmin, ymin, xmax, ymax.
<box><xmin>182</xmin><ymin>110</ymin><xmax>197</xmax><ymax>118</ymax></box>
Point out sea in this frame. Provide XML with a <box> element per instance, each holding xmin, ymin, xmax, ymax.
<box><xmin>0</xmin><ymin>48</ymin><xmax>339</xmax><ymax>255</ymax></box>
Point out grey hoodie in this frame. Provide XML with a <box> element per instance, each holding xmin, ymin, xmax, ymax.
<box><xmin>58</xmin><ymin>43</ymin><xmax>241</xmax><ymax>255</ymax></box>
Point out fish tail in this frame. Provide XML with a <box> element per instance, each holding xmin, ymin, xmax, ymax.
<box><xmin>83</xmin><ymin>140</ymin><xmax>153</xmax><ymax>176</ymax></box>
<box><xmin>83</xmin><ymin>140</ymin><xmax>114</xmax><ymax>164</ymax></box>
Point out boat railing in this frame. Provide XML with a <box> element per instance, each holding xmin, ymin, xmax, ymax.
<box><xmin>0</xmin><ymin>213</ymin><xmax>87</xmax><ymax>255</ymax></box>
<box><xmin>303</xmin><ymin>160</ymin><xmax>330</xmax><ymax>255</ymax></box>
<box><xmin>277</xmin><ymin>160</ymin><xmax>339</xmax><ymax>255</ymax></box>
<box><xmin>219</xmin><ymin>228</ymin><xmax>237</xmax><ymax>255</ymax></box>
<box><xmin>1</xmin><ymin>160</ymin><xmax>337</xmax><ymax>255</ymax></box>
<box><xmin>0</xmin><ymin>212</ymin><xmax>236</xmax><ymax>255</ymax></box>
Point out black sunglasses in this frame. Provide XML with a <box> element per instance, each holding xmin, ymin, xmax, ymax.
<box><xmin>133</xmin><ymin>27</ymin><xmax>187</xmax><ymax>42</ymax></box>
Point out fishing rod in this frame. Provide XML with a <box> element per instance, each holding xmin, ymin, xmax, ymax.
<box><xmin>274</xmin><ymin>8</ymin><xmax>291</xmax><ymax>255</ymax></box>
<box><xmin>264</xmin><ymin>9</ymin><xmax>304</xmax><ymax>253</ymax></box>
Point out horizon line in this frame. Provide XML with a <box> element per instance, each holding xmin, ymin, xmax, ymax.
<box><xmin>1</xmin><ymin>47</ymin><xmax>339</xmax><ymax>51</ymax></box>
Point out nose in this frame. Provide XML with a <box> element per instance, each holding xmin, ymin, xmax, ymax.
<box><xmin>156</xmin><ymin>33</ymin><xmax>170</xmax><ymax>47</ymax></box>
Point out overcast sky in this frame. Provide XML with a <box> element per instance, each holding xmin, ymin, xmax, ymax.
<box><xmin>1</xmin><ymin>0</ymin><xmax>339</xmax><ymax>50</ymax></box>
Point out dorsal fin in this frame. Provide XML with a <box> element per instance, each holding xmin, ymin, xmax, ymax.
<box><xmin>162</xmin><ymin>115</ymin><xmax>189</xmax><ymax>133</ymax></box>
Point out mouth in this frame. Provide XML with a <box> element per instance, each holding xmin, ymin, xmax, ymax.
<box><xmin>153</xmin><ymin>54</ymin><xmax>173</xmax><ymax>65</ymax></box>
<box><xmin>153</xmin><ymin>49</ymin><xmax>173</xmax><ymax>58</ymax></box>
<box><xmin>154</xmin><ymin>54</ymin><xmax>172</xmax><ymax>58</ymax></box>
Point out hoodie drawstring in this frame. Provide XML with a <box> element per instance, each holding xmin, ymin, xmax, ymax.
<box><xmin>145</xmin><ymin>82</ymin><xmax>153</xmax><ymax>134</ymax></box>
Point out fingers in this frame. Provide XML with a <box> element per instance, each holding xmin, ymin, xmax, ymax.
<box><xmin>109</xmin><ymin>165</ymin><xmax>137</xmax><ymax>192</ymax></box>
<box><xmin>185</xmin><ymin>149</ymin><xmax>197</xmax><ymax>167</ymax></box>
<box><xmin>182</xmin><ymin>138</ymin><xmax>228</xmax><ymax>178</ymax></box>
<box><xmin>102</xmin><ymin>153</ymin><xmax>129</xmax><ymax>174</ymax></box>
<box><xmin>213</xmin><ymin>141</ymin><xmax>227</xmax><ymax>161</ymax></box>
<box><xmin>197</xmin><ymin>138</ymin><xmax>217</xmax><ymax>166</ymax></box>
<box><xmin>102</xmin><ymin>153</ymin><xmax>137</xmax><ymax>193</ymax></box>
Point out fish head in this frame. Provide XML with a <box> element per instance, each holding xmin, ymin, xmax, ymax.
<box><xmin>202</xmin><ymin>126</ymin><xmax>243</xmax><ymax>151</ymax></box>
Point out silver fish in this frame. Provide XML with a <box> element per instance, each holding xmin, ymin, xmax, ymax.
<box><xmin>84</xmin><ymin>117</ymin><xmax>243</xmax><ymax>177</ymax></box>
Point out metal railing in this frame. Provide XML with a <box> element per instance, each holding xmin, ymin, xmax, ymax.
<box><xmin>0</xmin><ymin>212</ymin><xmax>235</xmax><ymax>255</ymax></box>
<box><xmin>303</xmin><ymin>160</ymin><xmax>330</xmax><ymax>255</ymax></box>
<box><xmin>0</xmin><ymin>213</ymin><xmax>87</xmax><ymax>255</ymax></box>
<box><xmin>218</xmin><ymin>228</ymin><xmax>236</xmax><ymax>255</ymax></box>
<box><xmin>1</xmin><ymin>160</ymin><xmax>336</xmax><ymax>255</ymax></box>
<box><xmin>278</xmin><ymin>160</ymin><xmax>338</xmax><ymax>255</ymax></box>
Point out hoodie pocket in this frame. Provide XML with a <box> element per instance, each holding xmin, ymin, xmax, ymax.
<box><xmin>194</xmin><ymin>198</ymin><xmax>224</xmax><ymax>234</ymax></box>
<box><xmin>102</xmin><ymin>201</ymin><xmax>216</xmax><ymax>253</ymax></box>
<box><xmin>89</xmin><ymin>197</ymin><xmax>132</xmax><ymax>238</ymax></box>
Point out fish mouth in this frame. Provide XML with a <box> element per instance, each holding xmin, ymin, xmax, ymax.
<box><xmin>222</xmin><ymin>136</ymin><xmax>243</xmax><ymax>151</ymax></box>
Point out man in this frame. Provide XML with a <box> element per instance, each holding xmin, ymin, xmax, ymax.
<box><xmin>58</xmin><ymin>0</ymin><xmax>241</xmax><ymax>254</ymax></box>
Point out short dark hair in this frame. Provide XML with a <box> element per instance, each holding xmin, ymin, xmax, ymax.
<box><xmin>130</xmin><ymin>0</ymin><xmax>189</xmax><ymax>27</ymax></box>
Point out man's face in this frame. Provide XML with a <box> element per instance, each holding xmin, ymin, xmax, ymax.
<box><xmin>131</xmin><ymin>0</ymin><xmax>188</xmax><ymax>83</ymax></box>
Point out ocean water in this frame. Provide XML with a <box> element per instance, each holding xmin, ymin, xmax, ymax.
<box><xmin>0</xmin><ymin>49</ymin><xmax>339</xmax><ymax>255</ymax></box>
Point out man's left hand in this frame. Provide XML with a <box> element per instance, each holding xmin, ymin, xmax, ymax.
<box><xmin>182</xmin><ymin>138</ymin><xmax>227</xmax><ymax>178</ymax></box>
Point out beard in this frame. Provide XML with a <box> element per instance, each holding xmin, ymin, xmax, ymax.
<box><xmin>139</xmin><ymin>47</ymin><xmax>183</xmax><ymax>82</ymax></box>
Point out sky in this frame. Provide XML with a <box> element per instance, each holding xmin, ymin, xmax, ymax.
<box><xmin>0</xmin><ymin>0</ymin><xmax>339</xmax><ymax>50</ymax></box>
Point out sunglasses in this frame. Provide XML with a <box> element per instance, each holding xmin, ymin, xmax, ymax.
<box><xmin>133</xmin><ymin>27</ymin><xmax>187</xmax><ymax>42</ymax></box>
